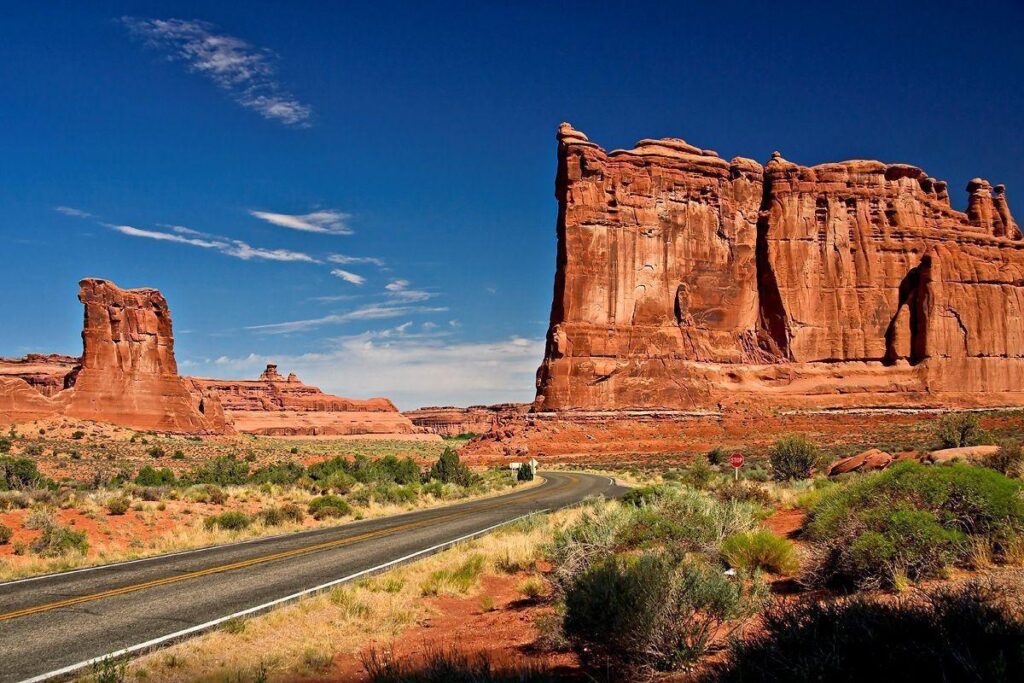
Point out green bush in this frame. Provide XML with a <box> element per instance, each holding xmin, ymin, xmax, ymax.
<box><xmin>428</xmin><ymin>447</ymin><xmax>473</xmax><ymax>486</ymax></box>
<box><xmin>188</xmin><ymin>455</ymin><xmax>250</xmax><ymax>486</ymax></box>
<box><xmin>71</xmin><ymin>430</ymin><xmax>85</xmax><ymax>440</ymax></box>
<box><xmin>714</xmin><ymin>578</ymin><xmax>1024</xmax><ymax>682</ymax></box>
<box><xmin>768</xmin><ymin>436</ymin><xmax>827</xmax><ymax>480</ymax></box>
<box><xmin>23</xmin><ymin>443</ymin><xmax>43</xmax><ymax>457</ymax></box>
<box><xmin>203</xmin><ymin>511</ymin><xmax>251</xmax><ymax>531</ymax></box>
<box><xmin>31</xmin><ymin>521</ymin><xmax>88</xmax><ymax>557</ymax></box>
<box><xmin>258</xmin><ymin>503</ymin><xmax>305</xmax><ymax>526</ymax></box>
<box><xmin>0</xmin><ymin>437</ymin><xmax>10</xmax><ymax>453</ymax></box>
<box><xmin>171</xmin><ymin>450</ymin><xmax>185</xmax><ymax>460</ymax></box>
<box><xmin>362</xmin><ymin>646</ymin><xmax>555</xmax><ymax>682</ymax></box>
<box><xmin>308</xmin><ymin>494</ymin><xmax>351</xmax><ymax>519</ymax></box>
<box><xmin>936</xmin><ymin>412</ymin><xmax>985</xmax><ymax>448</ymax></box>
<box><xmin>620</xmin><ymin>484</ymin><xmax>675</xmax><ymax>507</ymax></box>
<box><xmin>147</xmin><ymin>446</ymin><xmax>166</xmax><ymax>459</ymax></box>
<box><xmin>517</xmin><ymin>466</ymin><xmax>534</xmax><ymax>482</ymax></box>
<box><xmin>706</xmin><ymin>448</ymin><xmax>727</xmax><ymax>466</ymax></box>
<box><xmin>685</xmin><ymin>453</ymin><xmax>715</xmax><ymax>488</ymax></box>
<box><xmin>564</xmin><ymin>552</ymin><xmax>760</xmax><ymax>672</ymax></box>
<box><xmin>106</xmin><ymin>497</ymin><xmax>131</xmax><ymax>515</ymax></box>
<box><xmin>371</xmin><ymin>483</ymin><xmax>418</xmax><ymax>505</ymax></box>
<box><xmin>0</xmin><ymin>523</ymin><xmax>12</xmax><ymax>544</ymax></box>
<box><xmin>250</xmin><ymin>462</ymin><xmax>306</xmax><ymax>486</ymax></box>
<box><xmin>134</xmin><ymin>465</ymin><xmax>176</xmax><ymax>487</ymax></box>
<box><xmin>805</xmin><ymin>461</ymin><xmax>1024</xmax><ymax>588</ymax></box>
<box><xmin>0</xmin><ymin>456</ymin><xmax>50</xmax><ymax>490</ymax></box>
<box><xmin>721</xmin><ymin>530</ymin><xmax>799</xmax><ymax>575</ymax></box>
<box><xmin>982</xmin><ymin>440</ymin><xmax>1024</xmax><ymax>477</ymax></box>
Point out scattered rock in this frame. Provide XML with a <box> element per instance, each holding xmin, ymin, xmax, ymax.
<box><xmin>827</xmin><ymin>448</ymin><xmax>893</xmax><ymax>476</ymax></box>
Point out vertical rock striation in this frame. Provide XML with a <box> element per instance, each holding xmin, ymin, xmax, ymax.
<box><xmin>536</xmin><ymin>124</ymin><xmax>1024</xmax><ymax>411</ymax></box>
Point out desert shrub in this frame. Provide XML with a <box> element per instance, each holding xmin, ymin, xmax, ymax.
<box><xmin>721</xmin><ymin>530</ymin><xmax>799</xmax><ymax>574</ymax></box>
<box><xmin>134</xmin><ymin>465</ymin><xmax>176</xmax><ymax>487</ymax></box>
<box><xmin>188</xmin><ymin>455</ymin><xmax>250</xmax><ymax>486</ymax></box>
<box><xmin>936</xmin><ymin>411</ymin><xmax>986</xmax><ymax>448</ymax></box>
<box><xmin>706</xmin><ymin>447</ymin><xmax>727</xmax><ymax>466</ymax></box>
<box><xmin>564</xmin><ymin>552</ymin><xmax>760</xmax><ymax>672</ymax></box>
<box><xmin>23</xmin><ymin>443</ymin><xmax>43</xmax><ymax>457</ymax></box>
<box><xmin>147</xmin><ymin>446</ymin><xmax>165</xmax><ymax>459</ymax></box>
<box><xmin>186</xmin><ymin>484</ymin><xmax>228</xmax><ymax>505</ymax></box>
<box><xmin>106</xmin><ymin>497</ymin><xmax>131</xmax><ymax>515</ymax></box>
<box><xmin>0</xmin><ymin>523</ymin><xmax>12</xmax><ymax>544</ymax></box>
<box><xmin>171</xmin><ymin>450</ymin><xmax>185</xmax><ymax>460</ymax></box>
<box><xmin>71</xmin><ymin>430</ymin><xmax>85</xmax><ymax>440</ymax></box>
<box><xmin>546</xmin><ymin>502</ymin><xmax>636</xmax><ymax>594</ymax></box>
<box><xmin>203</xmin><ymin>510</ymin><xmax>250</xmax><ymax>531</ymax></box>
<box><xmin>308</xmin><ymin>494</ymin><xmax>351</xmax><ymax>519</ymax></box>
<box><xmin>362</xmin><ymin>646</ymin><xmax>556</xmax><ymax>683</ymax></box>
<box><xmin>31</xmin><ymin>520</ymin><xmax>88</xmax><ymax>556</ymax></box>
<box><xmin>322</xmin><ymin>470</ymin><xmax>357</xmax><ymax>493</ymax></box>
<box><xmin>517</xmin><ymin>466</ymin><xmax>534</xmax><ymax>482</ymax></box>
<box><xmin>428</xmin><ymin>447</ymin><xmax>473</xmax><ymax>486</ymax></box>
<box><xmin>769</xmin><ymin>436</ymin><xmax>826</xmax><ymax>480</ymax></box>
<box><xmin>685</xmin><ymin>453</ymin><xmax>715</xmax><ymax>488</ymax></box>
<box><xmin>370</xmin><ymin>483</ymin><xmax>418</xmax><ymax>505</ymax></box>
<box><xmin>518</xmin><ymin>576</ymin><xmax>545</xmax><ymax>599</ymax></box>
<box><xmin>0</xmin><ymin>437</ymin><xmax>10</xmax><ymax>453</ymax></box>
<box><xmin>713</xmin><ymin>578</ymin><xmax>1024</xmax><ymax>682</ymax></box>
<box><xmin>620</xmin><ymin>484</ymin><xmax>676</xmax><ymax>507</ymax></box>
<box><xmin>0</xmin><ymin>456</ymin><xmax>49</xmax><ymax>490</ymax></box>
<box><xmin>420</xmin><ymin>554</ymin><xmax>486</xmax><ymax>596</ymax></box>
<box><xmin>982</xmin><ymin>440</ymin><xmax>1024</xmax><ymax>477</ymax></box>
<box><xmin>257</xmin><ymin>504</ymin><xmax>303</xmax><ymax>526</ymax></box>
<box><xmin>250</xmin><ymin>461</ymin><xmax>306</xmax><ymax>486</ymax></box>
<box><xmin>805</xmin><ymin>461</ymin><xmax>1024</xmax><ymax>587</ymax></box>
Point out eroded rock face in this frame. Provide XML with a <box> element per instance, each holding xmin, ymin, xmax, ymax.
<box><xmin>404</xmin><ymin>404</ymin><xmax>530</xmax><ymax>437</ymax></box>
<box><xmin>61</xmin><ymin>279</ymin><xmax>229</xmax><ymax>432</ymax></box>
<box><xmin>535</xmin><ymin>124</ymin><xmax>1024</xmax><ymax>411</ymax></box>
<box><xmin>191</xmin><ymin>364</ymin><xmax>418</xmax><ymax>436</ymax></box>
<box><xmin>0</xmin><ymin>354</ymin><xmax>79</xmax><ymax>397</ymax></box>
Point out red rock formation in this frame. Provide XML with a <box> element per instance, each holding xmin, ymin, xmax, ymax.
<box><xmin>404</xmin><ymin>404</ymin><xmax>530</xmax><ymax>437</ymax></box>
<box><xmin>0</xmin><ymin>354</ymin><xmax>79</xmax><ymax>397</ymax></box>
<box><xmin>827</xmin><ymin>448</ymin><xmax>893</xmax><ymax>476</ymax></box>
<box><xmin>60</xmin><ymin>279</ymin><xmax>229</xmax><ymax>432</ymax></box>
<box><xmin>0</xmin><ymin>279</ymin><xmax>229</xmax><ymax>433</ymax></box>
<box><xmin>535</xmin><ymin>124</ymin><xmax>1024</xmax><ymax>412</ymax></box>
<box><xmin>191</xmin><ymin>364</ymin><xmax>418</xmax><ymax>436</ymax></box>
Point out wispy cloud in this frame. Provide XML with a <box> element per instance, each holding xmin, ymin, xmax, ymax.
<box><xmin>122</xmin><ymin>18</ymin><xmax>312</xmax><ymax>127</ymax></box>
<box><xmin>330</xmin><ymin>268</ymin><xmax>365</xmax><ymax>285</ymax></box>
<box><xmin>107</xmin><ymin>223</ymin><xmax>318</xmax><ymax>263</ymax></box>
<box><xmin>197</xmin><ymin>334</ymin><xmax>542</xmax><ymax>409</ymax></box>
<box><xmin>384</xmin><ymin>278</ymin><xmax>433</xmax><ymax>302</ymax></box>
<box><xmin>247</xmin><ymin>303</ymin><xmax>448</xmax><ymax>334</ymax></box>
<box><xmin>249</xmin><ymin>210</ymin><xmax>351</xmax><ymax>235</ymax></box>
<box><xmin>55</xmin><ymin>206</ymin><xmax>94</xmax><ymax>218</ymax></box>
<box><xmin>328</xmin><ymin>253</ymin><xmax>384</xmax><ymax>267</ymax></box>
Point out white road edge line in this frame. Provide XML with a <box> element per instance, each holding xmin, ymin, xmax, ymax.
<box><xmin>18</xmin><ymin>507</ymin><xmax>551</xmax><ymax>683</ymax></box>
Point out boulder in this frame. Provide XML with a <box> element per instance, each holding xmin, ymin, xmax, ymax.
<box><xmin>925</xmin><ymin>445</ymin><xmax>1000</xmax><ymax>464</ymax></box>
<box><xmin>827</xmin><ymin>448</ymin><xmax>893</xmax><ymax>476</ymax></box>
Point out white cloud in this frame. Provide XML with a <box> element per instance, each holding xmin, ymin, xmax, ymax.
<box><xmin>328</xmin><ymin>253</ymin><xmax>385</xmax><ymax>267</ymax></box>
<box><xmin>55</xmin><ymin>206</ymin><xmax>94</xmax><ymax>218</ymax></box>
<box><xmin>250</xmin><ymin>210</ymin><xmax>351</xmax><ymax>235</ymax></box>
<box><xmin>122</xmin><ymin>18</ymin><xmax>312</xmax><ymax>127</ymax></box>
<box><xmin>106</xmin><ymin>223</ymin><xmax>318</xmax><ymax>263</ymax></box>
<box><xmin>383</xmin><ymin>278</ymin><xmax>432</xmax><ymax>302</ymax></box>
<box><xmin>385</xmin><ymin>279</ymin><xmax>409</xmax><ymax>292</ymax></box>
<box><xmin>195</xmin><ymin>334</ymin><xmax>544</xmax><ymax>409</ymax></box>
<box><xmin>330</xmin><ymin>268</ymin><xmax>365</xmax><ymax>285</ymax></box>
<box><xmin>246</xmin><ymin>303</ymin><xmax>448</xmax><ymax>334</ymax></box>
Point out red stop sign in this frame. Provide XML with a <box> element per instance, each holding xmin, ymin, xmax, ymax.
<box><xmin>730</xmin><ymin>453</ymin><xmax>745</xmax><ymax>468</ymax></box>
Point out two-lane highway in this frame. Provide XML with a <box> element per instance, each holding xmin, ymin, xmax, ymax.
<box><xmin>0</xmin><ymin>471</ymin><xmax>625</xmax><ymax>682</ymax></box>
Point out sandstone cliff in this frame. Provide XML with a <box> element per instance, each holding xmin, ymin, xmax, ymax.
<box><xmin>191</xmin><ymin>364</ymin><xmax>417</xmax><ymax>436</ymax></box>
<box><xmin>535</xmin><ymin>124</ymin><xmax>1024</xmax><ymax>411</ymax></box>
<box><xmin>404</xmin><ymin>404</ymin><xmax>530</xmax><ymax>437</ymax></box>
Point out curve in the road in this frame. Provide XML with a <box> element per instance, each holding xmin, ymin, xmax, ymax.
<box><xmin>0</xmin><ymin>471</ymin><xmax>625</xmax><ymax>683</ymax></box>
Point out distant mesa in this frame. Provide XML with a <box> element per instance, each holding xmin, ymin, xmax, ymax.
<box><xmin>0</xmin><ymin>279</ymin><xmax>418</xmax><ymax>437</ymax></box>
<box><xmin>535</xmin><ymin>123</ymin><xmax>1024</xmax><ymax>411</ymax></box>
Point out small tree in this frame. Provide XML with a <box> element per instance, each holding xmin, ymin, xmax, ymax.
<box><xmin>517</xmin><ymin>465</ymin><xmax>535</xmax><ymax>482</ymax></box>
<box><xmin>937</xmin><ymin>412</ymin><xmax>983</xmax><ymax>449</ymax></box>
<box><xmin>769</xmin><ymin>436</ymin><xmax>826</xmax><ymax>480</ymax></box>
<box><xmin>429</xmin><ymin>447</ymin><xmax>473</xmax><ymax>486</ymax></box>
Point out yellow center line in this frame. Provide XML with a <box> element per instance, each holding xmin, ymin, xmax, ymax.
<box><xmin>0</xmin><ymin>474</ymin><xmax>577</xmax><ymax>623</ymax></box>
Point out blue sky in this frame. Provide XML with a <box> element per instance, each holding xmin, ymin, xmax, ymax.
<box><xmin>2</xmin><ymin>1</ymin><xmax>1023</xmax><ymax>408</ymax></box>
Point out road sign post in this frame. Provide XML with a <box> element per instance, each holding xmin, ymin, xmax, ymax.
<box><xmin>730</xmin><ymin>453</ymin><xmax>744</xmax><ymax>481</ymax></box>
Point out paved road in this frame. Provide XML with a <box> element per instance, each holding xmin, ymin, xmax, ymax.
<box><xmin>0</xmin><ymin>472</ymin><xmax>624</xmax><ymax>682</ymax></box>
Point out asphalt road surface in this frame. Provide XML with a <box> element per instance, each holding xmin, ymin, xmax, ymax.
<box><xmin>0</xmin><ymin>471</ymin><xmax>624</xmax><ymax>682</ymax></box>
